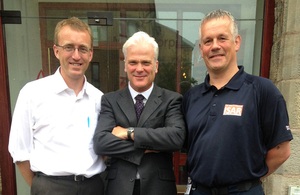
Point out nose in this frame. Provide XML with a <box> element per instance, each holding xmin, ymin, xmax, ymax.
<box><xmin>72</xmin><ymin>48</ymin><xmax>81</xmax><ymax>60</ymax></box>
<box><xmin>136</xmin><ymin>63</ymin><xmax>144</xmax><ymax>72</ymax></box>
<box><xmin>211</xmin><ymin>39</ymin><xmax>221</xmax><ymax>50</ymax></box>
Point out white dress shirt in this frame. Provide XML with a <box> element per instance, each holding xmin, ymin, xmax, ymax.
<box><xmin>128</xmin><ymin>82</ymin><xmax>153</xmax><ymax>105</ymax></box>
<box><xmin>8</xmin><ymin>67</ymin><xmax>106</xmax><ymax>177</ymax></box>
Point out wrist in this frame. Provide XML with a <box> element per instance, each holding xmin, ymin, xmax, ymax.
<box><xmin>127</xmin><ymin>127</ymin><xmax>134</xmax><ymax>140</ymax></box>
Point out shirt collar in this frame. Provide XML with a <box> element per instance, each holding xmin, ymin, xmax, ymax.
<box><xmin>128</xmin><ymin>82</ymin><xmax>153</xmax><ymax>101</ymax></box>
<box><xmin>203</xmin><ymin>66</ymin><xmax>246</xmax><ymax>93</ymax></box>
<box><xmin>53</xmin><ymin>67</ymin><xmax>89</xmax><ymax>96</ymax></box>
<box><xmin>225</xmin><ymin>66</ymin><xmax>246</xmax><ymax>90</ymax></box>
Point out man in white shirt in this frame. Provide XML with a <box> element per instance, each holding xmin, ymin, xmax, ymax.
<box><xmin>8</xmin><ymin>17</ymin><xmax>106</xmax><ymax>195</ymax></box>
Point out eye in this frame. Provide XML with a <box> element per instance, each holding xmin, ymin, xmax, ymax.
<box><xmin>64</xmin><ymin>45</ymin><xmax>74</xmax><ymax>51</ymax></box>
<box><xmin>204</xmin><ymin>40</ymin><xmax>211</xmax><ymax>45</ymax></box>
<box><xmin>143</xmin><ymin>62</ymin><xmax>151</xmax><ymax>66</ymax></box>
<box><xmin>128</xmin><ymin>61</ymin><xmax>137</xmax><ymax>65</ymax></box>
<box><xmin>79</xmin><ymin>47</ymin><xmax>89</xmax><ymax>53</ymax></box>
<box><xmin>219</xmin><ymin>36</ymin><xmax>228</xmax><ymax>41</ymax></box>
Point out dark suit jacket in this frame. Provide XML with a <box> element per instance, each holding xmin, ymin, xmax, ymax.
<box><xmin>93</xmin><ymin>84</ymin><xmax>186</xmax><ymax>195</ymax></box>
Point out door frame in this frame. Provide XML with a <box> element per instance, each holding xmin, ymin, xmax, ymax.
<box><xmin>0</xmin><ymin>5</ymin><xmax>17</xmax><ymax>195</ymax></box>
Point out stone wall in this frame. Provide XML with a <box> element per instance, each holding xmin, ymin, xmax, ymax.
<box><xmin>263</xmin><ymin>0</ymin><xmax>300</xmax><ymax>194</ymax></box>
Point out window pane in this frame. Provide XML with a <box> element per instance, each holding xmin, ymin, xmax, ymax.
<box><xmin>3</xmin><ymin>1</ymin><xmax>264</xmax><ymax>194</ymax></box>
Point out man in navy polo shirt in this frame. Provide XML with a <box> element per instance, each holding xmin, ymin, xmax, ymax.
<box><xmin>181</xmin><ymin>9</ymin><xmax>293</xmax><ymax>195</ymax></box>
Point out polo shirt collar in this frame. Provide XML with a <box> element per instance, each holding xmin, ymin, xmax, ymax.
<box><xmin>203</xmin><ymin>66</ymin><xmax>246</xmax><ymax>93</ymax></box>
<box><xmin>224</xmin><ymin>66</ymin><xmax>247</xmax><ymax>90</ymax></box>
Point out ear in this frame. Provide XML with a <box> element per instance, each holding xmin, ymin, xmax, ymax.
<box><xmin>199</xmin><ymin>43</ymin><xmax>204</xmax><ymax>58</ymax></box>
<box><xmin>88</xmin><ymin>49</ymin><xmax>93</xmax><ymax>62</ymax></box>
<box><xmin>53</xmin><ymin>45</ymin><xmax>60</xmax><ymax>59</ymax></box>
<box><xmin>155</xmin><ymin>61</ymin><xmax>159</xmax><ymax>73</ymax></box>
<box><xmin>124</xmin><ymin>60</ymin><xmax>127</xmax><ymax>72</ymax></box>
<box><xmin>235</xmin><ymin>35</ymin><xmax>241</xmax><ymax>52</ymax></box>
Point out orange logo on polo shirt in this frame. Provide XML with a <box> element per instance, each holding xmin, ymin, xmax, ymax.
<box><xmin>223</xmin><ymin>104</ymin><xmax>243</xmax><ymax>116</ymax></box>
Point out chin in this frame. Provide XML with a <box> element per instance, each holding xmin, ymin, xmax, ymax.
<box><xmin>210</xmin><ymin>63</ymin><xmax>226</xmax><ymax>69</ymax></box>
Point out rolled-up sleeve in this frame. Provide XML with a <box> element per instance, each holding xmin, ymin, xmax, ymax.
<box><xmin>9</xmin><ymin>85</ymin><xmax>34</xmax><ymax>163</ymax></box>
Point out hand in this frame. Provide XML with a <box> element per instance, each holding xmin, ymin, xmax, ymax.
<box><xmin>112</xmin><ymin>126</ymin><xmax>127</xmax><ymax>140</ymax></box>
<box><xmin>16</xmin><ymin>161</ymin><xmax>34</xmax><ymax>187</ymax></box>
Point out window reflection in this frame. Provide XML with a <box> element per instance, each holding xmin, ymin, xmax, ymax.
<box><xmin>4</xmin><ymin>1</ymin><xmax>263</xmax><ymax>193</ymax></box>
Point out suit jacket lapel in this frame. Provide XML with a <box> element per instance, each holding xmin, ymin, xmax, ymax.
<box><xmin>117</xmin><ymin>87</ymin><xmax>138</xmax><ymax>126</ymax></box>
<box><xmin>138</xmin><ymin>85</ymin><xmax>162</xmax><ymax>126</ymax></box>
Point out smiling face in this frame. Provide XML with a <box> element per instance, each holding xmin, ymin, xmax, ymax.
<box><xmin>53</xmin><ymin>25</ymin><xmax>93</xmax><ymax>83</ymax></box>
<box><xmin>199</xmin><ymin>16</ymin><xmax>241</xmax><ymax>76</ymax></box>
<box><xmin>124</xmin><ymin>42</ymin><xmax>158</xmax><ymax>92</ymax></box>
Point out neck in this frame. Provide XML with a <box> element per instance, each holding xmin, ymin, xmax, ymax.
<box><xmin>64</xmin><ymin>76</ymin><xmax>85</xmax><ymax>96</ymax></box>
<box><xmin>209</xmin><ymin>66</ymin><xmax>239</xmax><ymax>90</ymax></box>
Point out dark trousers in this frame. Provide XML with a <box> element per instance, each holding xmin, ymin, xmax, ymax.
<box><xmin>190</xmin><ymin>184</ymin><xmax>265</xmax><ymax>195</ymax></box>
<box><xmin>31</xmin><ymin>174</ymin><xmax>104</xmax><ymax>195</ymax></box>
<box><xmin>132</xmin><ymin>179</ymin><xmax>140</xmax><ymax>195</ymax></box>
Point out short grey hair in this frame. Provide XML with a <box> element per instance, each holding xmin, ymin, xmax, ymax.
<box><xmin>122</xmin><ymin>31</ymin><xmax>159</xmax><ymax>61</ymax></box>
<box><xmin>199</xmin><ymin>9</ymin><xmax>238</xmax><ymax>42</ymax></box>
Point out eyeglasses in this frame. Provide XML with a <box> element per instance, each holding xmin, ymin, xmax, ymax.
<box><xmin>56</xmin><ymin>45</ymin><xmax>91</xmax><ymax>54</ymax></box>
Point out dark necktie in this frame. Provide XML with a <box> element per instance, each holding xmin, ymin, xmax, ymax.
<box><xmin>135</xmin><ymin>94</ymin><xmax>144</xmax><ymax>120</ymax></box>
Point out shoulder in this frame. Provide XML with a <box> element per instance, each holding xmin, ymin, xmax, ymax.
<box><xmin>14</xmin><ymin>75</ymin><xmax>58</xmax><ymax>106</ymax></box>
<box><xmin>86</xmin><ymin>82</ymin><xmax>103</xmax><ymax>97</ymax></box>
<box><xmin>244</xmin><ymin>74</ymin><xmax>282</xmax><ymax>96</ymax></box>
<box><xmin>102</xmin><ymin>87</ymin><xmax>127</xmax><ymax>100</ymax></box>
<box><xmin>20</xmin><ymin>74</ymin><xmax>55</xmax><ymax>94</ymax></box>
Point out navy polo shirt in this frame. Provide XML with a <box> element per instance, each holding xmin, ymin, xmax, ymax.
<box><xmin>182</xmin><ymin>66</ymin><xmax>293</xmax><ymax>187</ymax></box>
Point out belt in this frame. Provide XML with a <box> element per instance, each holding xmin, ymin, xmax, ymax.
<box><xmin>195</xmin><ymin>179</ymin><xmax>260</xmax><ymax>195</ymax></box>
<box><xmin>34</xmin><ymin>172</ymin><xmax>99</xmax><ymax>182</ymax></box>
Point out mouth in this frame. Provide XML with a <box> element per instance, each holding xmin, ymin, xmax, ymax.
<box><xmin>70</xmin><ymin>63</ymin><xmax>82</xmax><ymax>67</ymax></box>
<box><xmin>209</xmin><ymin>54</ymin><xmax>224</xmax><ymax>59</ymax></box>
<box><xmin>134</xmin><ymin>75</ymin><xmax>146</xmax><ymax>79</ymax></box>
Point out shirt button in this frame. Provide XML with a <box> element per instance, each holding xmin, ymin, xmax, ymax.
<box><xmin>213</xmin><ymin>103</ymin><xmax>216</xmax><ymax>107</ymax></box>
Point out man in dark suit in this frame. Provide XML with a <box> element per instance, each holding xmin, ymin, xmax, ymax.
<box><xmin>93</xmin><ymin>31</ymin><xmax>186</xmax><ymax>195</ymax></box>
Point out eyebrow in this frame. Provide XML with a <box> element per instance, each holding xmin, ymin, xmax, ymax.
<box><xmin>128</xmin><ymin>60</ymin><xmax>138</xmax><ymax>63</ymax></box>
<box><xmin>128</xmin><ymin>59</ymin><xmax>152</xmax><ymax>63</ymax></box>
<box><xmin>141</xmin><ymin>60</ymin><xmax>152</xmax><ymax>63</ymax></box>
<box><xmin>62</xmin><ymin>43</ymin><xmax>90</xmax><ymax>48</ymax></box>
<box><xmin>203</xmin><ymin>33</ymin><xmax>229</xmax><ymax>40</ymax></box>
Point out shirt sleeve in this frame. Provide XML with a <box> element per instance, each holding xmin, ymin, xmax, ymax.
<box><xmin>259</xmin><ymin>80</ymin><xmax>293</xmax><ymax>150</ymax></box>
<box><xmin>8</xmin><ymin>85</ymin><xmax>34</xmax><ymax>163</ymax></box>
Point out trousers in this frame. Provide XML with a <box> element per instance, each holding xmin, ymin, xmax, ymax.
<box><xmin>31</xmin><ymin>173</ymin><xmax>104</xmax><ymax>195</ymax></box>
<box><xmin>190</xmin><ymin>184</ymin><xmax>265</xmax><ymax>195</ymax></box>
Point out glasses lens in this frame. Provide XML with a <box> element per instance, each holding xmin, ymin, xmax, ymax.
<box><xmin>63</xmin><ymin>45</ymin><xmax>75</xmax><ymax>52</ymax></box>
<box><xmin>58</xmin><ymin>45</ymin><xmax>90</xmax><ymax>54</ymax></box>
<box><xmin>79</xmin><ymin>47</ymin><xmax>89</xmax><ymax>54</ymax></box>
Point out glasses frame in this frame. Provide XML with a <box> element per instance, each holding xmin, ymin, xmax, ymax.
<box><xmin>55</xmin><ymin>44</ymin><xmax>92</xmax><ymax>54</ymax></box>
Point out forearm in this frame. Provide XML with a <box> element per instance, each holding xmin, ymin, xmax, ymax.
<box><xmin>110</xmin><ymin>128</ymin><xmax>158</xmax><ymax>154</ymax></box>
<box><xmin>94</xmin><ymin>131</ymin><xmax>137</xmax><ymax>155</ymax></box>
<box><xmin>16</xmin><ymin>161</ymin><xmax>34</xmax><ymax>187</ymax></box>
<box><xmin>261</xmin><ymin>141</ymin><xmax>291</xmax><ymax>180</ymax></box>
<box><xmin>134</xmin><ymin>125</ymin><xmax>186</xmax><ymax>152</ymax></box>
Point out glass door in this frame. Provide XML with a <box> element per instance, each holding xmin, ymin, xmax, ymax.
<box><xmin>2</xmin><ymin>0</ymin><xmax>264</xmax><ymax>194</ymax></box>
